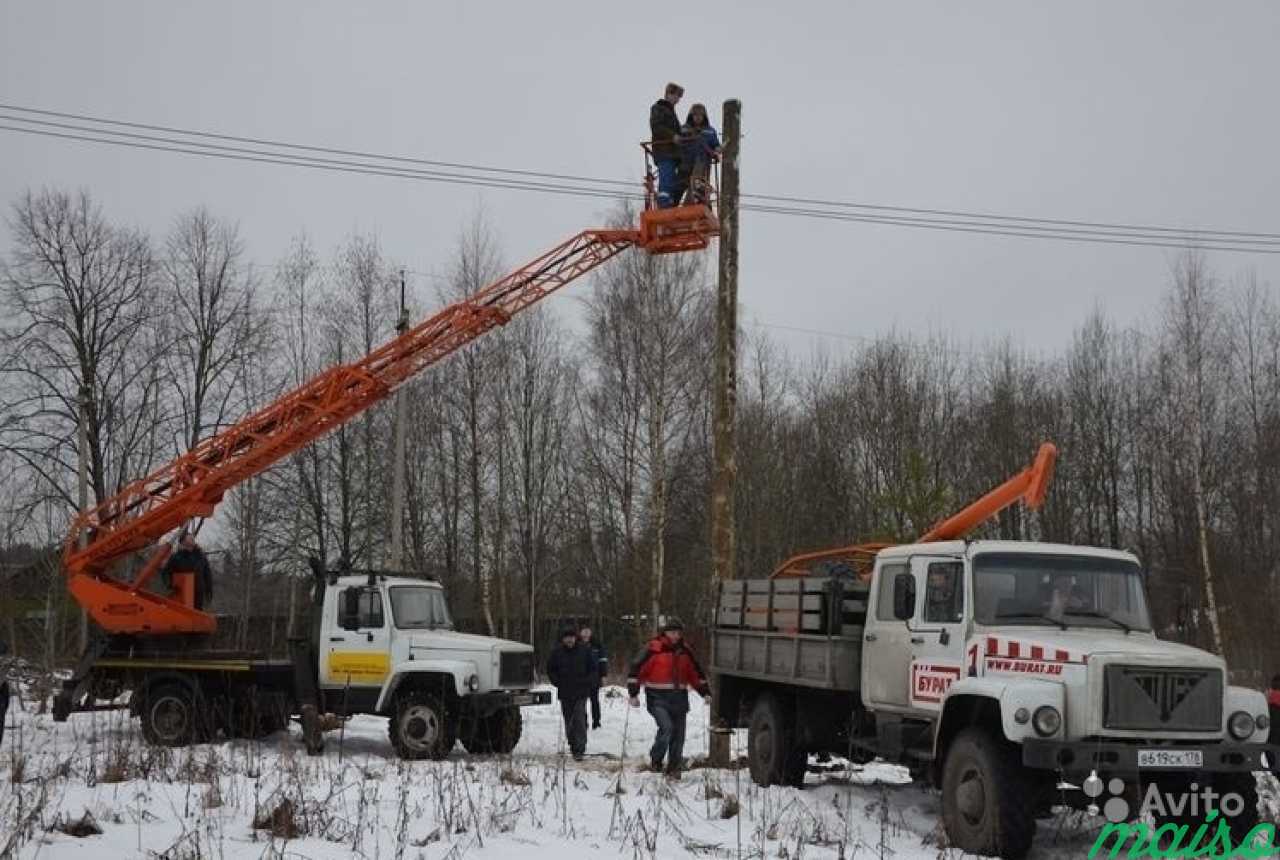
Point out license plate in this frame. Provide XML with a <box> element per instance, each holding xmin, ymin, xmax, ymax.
<box><xmin>511</xmin><ymin>694</ymin><xmax>535</xmax><ymax>706</ymax></box>
<box><xmin>1138</xmin><ymin>749</ymin><xmax>1203</xmax><ymax>768</ymax></box>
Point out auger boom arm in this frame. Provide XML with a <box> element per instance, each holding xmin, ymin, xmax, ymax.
<box><xmin>770</xmin><ymin>442</ymin><xmax>1058</xmax><ymax>579</ymax></box>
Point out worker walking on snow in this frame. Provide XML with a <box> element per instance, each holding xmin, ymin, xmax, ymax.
<box><xmin>627</xmin><ymin>617</ymin><xmax>709</xmax><ymax>779</ymax></box>
<box><xmin>547</xmin><ymin>625</ymin><xmax>598</xmax><ymax>760</ymax></box>
<box><xmin>649</xmin><ymin>82</ymin><xmax>685</xmax><ymax>208</ymax></box>
<box><xmin>579</xmin><ymin>625</ymin><xmax>608</xmax><ymax>730</ymax></box>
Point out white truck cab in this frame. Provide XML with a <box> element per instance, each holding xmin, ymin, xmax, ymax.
<box><xmin>860</xmin><ymin>540</ymin><xmax>1273</xmax><ymax>856</ymax></box>
<box><xmin>315</xmin><ymin>574</ymin><xmax>550</xmax><ymax>759</ymax></box>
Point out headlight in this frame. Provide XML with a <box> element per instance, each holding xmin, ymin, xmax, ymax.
<box><xmin>1032</xmin><ymin>705</ymin><xmax>1062</xmax><ymax>737</ymax></box>
<box><xmin>467</xmin><ymin>674</ymin><xmax>480</xmax><ymax>691</ymax></box>
<box><xmin>1014</xmin><ymin>707</ymin><xmax>1030</xmax><ymax>725</ymax></box>
<box><xmin>1227</xmin><ymin>711</ymin><xmax>1254</xmax><ymax>740</ymax></box>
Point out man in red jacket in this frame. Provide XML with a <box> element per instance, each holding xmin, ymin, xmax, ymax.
<box><xmin>627</xmin><ymin>617</ymin><xmax>709</xmax><ymax>779</ymax></box>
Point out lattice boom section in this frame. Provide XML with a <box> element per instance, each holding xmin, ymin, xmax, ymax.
<box><xmin>65</xmin><ymin>230</ymin><xmax>636</xmax><ymax>579</ymax></box>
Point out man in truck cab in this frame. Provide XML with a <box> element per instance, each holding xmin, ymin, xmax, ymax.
<box><xmin>627</xmin><ymin>617</ymin><xmax>710</xmax><ymax>779</ymax></box>
<box><xmin>1044</xmin><ymin>571</ymin><xmax>1089</xmax><ymax>617</ymax></box>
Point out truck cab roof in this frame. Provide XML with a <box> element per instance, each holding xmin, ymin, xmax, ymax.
<box><xmin>331</xmin><ymin>574</ymin><xmax>443</xmax><ymax>590</ymax></box>
<box><xmin>877</xmin><ymin>539</ymin><xmax>1139</xmax><ymax>565</ymax></box>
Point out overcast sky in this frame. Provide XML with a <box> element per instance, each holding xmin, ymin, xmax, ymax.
<box><xmin>2</xmin><ymin>1</ymin><xmax>1278</xmax><ymax>355</ymax></box>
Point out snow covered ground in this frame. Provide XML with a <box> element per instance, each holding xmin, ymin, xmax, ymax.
<box><xmin>1</xmin><ymin>684</ymin><xmax>1275</xmax><ymax>858</ymax></box>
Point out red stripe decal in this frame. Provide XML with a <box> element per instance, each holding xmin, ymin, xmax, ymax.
<box><xmin>1055</xmin><ymin>649</ymin><xmax>1069</xmax><ymax>662</ymax></box>
<box><xmin>1031</xmin><ymin>645</ymin><xmax>1044</xmax><ymax>660</ymax></box>
<box><xmin>987</xmin><ymin>636</ymin><xmax>998</xmax><ymax>655</ymax></box>
<box><xmin>1008</xmin><ymin>641</ymin><xmax>1020</xmax><ymax>658</ymax></box>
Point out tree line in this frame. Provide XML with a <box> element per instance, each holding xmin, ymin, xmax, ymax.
<box><xmin>1</xmin><ymin>188</ymin><xmax>1276</xmax><ymax>680</ymax></box>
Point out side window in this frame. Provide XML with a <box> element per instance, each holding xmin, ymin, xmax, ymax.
<box><xmin>924</xmin><ymin>562</ymin><xmax>963</xmax><ymax>623</ymax></box>
<box><xmin>876</xmin><ymin>563</ymin><xmax>908</xmax><ymax>621</ymax></box>
<box><xmin>338</xmin><ymin>587</ymin><xmax>385</xmax><ymax>629</ymax></box>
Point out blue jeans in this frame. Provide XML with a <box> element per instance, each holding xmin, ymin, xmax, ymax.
<box><xmin>647</xmin><ymin>698</ymin><xmax>687</xmax><ymax>768</ymax></box>
<box><xmin>655</xmin><ymin>157</ymin><xmax>684</xmax><ymax>208</ymax></box>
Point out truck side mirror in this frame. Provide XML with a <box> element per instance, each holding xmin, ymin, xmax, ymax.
<box><xmin>893</xmin><ymin>573</ymin><xmax>916</xmax><ymax>621</ymax></box>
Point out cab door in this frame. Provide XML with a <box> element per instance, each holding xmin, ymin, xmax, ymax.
<box><xmin>861</xmin><ymin>560</ymin><xmax>919</xmax><ymax>712</ymax></box>
<box><xmin>907</xmin><ymin>557</ymin><xmax>966</xmax><ymax>714</ymax></box>
<box><xmin>321</xmin><ymin>585</ymin><xmax>392</xmax><ymax>690</ymax></box>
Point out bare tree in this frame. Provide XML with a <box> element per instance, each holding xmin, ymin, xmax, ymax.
<box><xmin>0</xmin><ymin>188</ymin><xmax>160</xmax><ymax>509</ymax></box>
<box><xmin>161</xmin><ymin>207</ymin><xmax>263</xmax><ymax>453</ymax></box>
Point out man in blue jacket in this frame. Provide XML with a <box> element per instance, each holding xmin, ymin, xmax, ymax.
<box><xmin>579</xmin><ymin>626</ymin><xmax>608</xmax><ymax>730</ymax></box>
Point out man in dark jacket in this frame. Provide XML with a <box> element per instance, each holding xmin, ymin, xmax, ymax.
<box><xmin>547</xmin><ymin>625</ymin><xmax>597</xmax><ymax>760</ymax></box>
<box><xmin>580</xmin><ymin>626</ymin><xmax>608</xmax><ymax>730</ymax></box>
<box><xmin>161</xmin><ymin>532</ymin><xmax>214</xmax><ymax>610</ymax></box>
<box><xmin>627</xmin><ymin>617</ymin><xmax>709</xmax><ymax>779</ymax></box>
<box><xmin>649</xmin><ymin>82</ymin><xmax>685</xmax><ymax>208</ymax></box>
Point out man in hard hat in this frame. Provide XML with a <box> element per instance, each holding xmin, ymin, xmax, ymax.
<box><xmin>626</xmin><ymin>617</ymin><xmax>709</xmax><ymax>779</ymax></box>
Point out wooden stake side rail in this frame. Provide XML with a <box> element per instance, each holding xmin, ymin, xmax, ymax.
<box><xmin>710</xmin><ymin>577</ymin><xmax>867</xmax><ymax>692</ymax></box>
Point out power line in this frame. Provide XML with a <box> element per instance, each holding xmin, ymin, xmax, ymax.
<box><xmin>3</xmin><ymin>107</ymin><xmax>1279</xmax><ymax>254</ymax></box>
<box><xmin>5</xmin><ymin>102</ymin><xmax>1276</xmax><ymax>242</ymax></box>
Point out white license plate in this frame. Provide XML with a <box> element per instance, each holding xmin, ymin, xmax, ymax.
<box><xmin>512</xmin><ymin>694</ymin><xmax>535</xmax><ymax>706</ymax></box>
<box><xmin>1138</xmin><ymin>749</ymin><xmax>1203</xmax><ymax>768</ymax></box>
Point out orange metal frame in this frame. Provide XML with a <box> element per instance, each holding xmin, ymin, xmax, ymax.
<box><xmin>770</xmin><ymin>443</ymin><xmax>1059</xmax><ymax>580</ymax></box>
<box><xmin>64</xmin><ymin>154</ymin><xmax>721</xmax><ymax>636</ymax></box>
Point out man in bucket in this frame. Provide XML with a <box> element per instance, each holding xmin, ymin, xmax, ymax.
<box><xmin>627</xmin><ymin>617</ymin><xmax>709</xmax><ymax>779</ymax></box>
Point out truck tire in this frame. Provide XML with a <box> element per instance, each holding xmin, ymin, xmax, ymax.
<box><xmin>460</xmin><ymin>707</ymin><xmax>523</xmax><ymax>755</ymax></box>
<box><xmin>940</xmin><ymin>728</ymin><xmax>1037</xmax><ymax>860</ymax></box>
<box><xmin>748</xmin><ymin>694</ymin><xmax>803</xmax><ymax>787</ymax></box>
<box><xmin>140</xmin><ymin>682</ymin><xmax>196</xmax><ymax>747</ymax></box>
<box><xmin>390</xmin><ymin>691</ymin><xmax>456</xmax><ymax>760</ymax></box>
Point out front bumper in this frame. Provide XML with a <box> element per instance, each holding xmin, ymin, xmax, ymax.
<box><xmin>460</xmin><ymin>689</ymin><xmax>552</xmax><ymax>718</ymax></box>
<box><xmin>1023</xmin><ymin>738</ymin><xmax>1279</xmax><ymax>777</ymax></box>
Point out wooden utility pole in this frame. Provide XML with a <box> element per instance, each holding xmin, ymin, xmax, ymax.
<box><xmin>389</xmin><ymin>270</ymin><xmax>410</xmax><ymax>572</ymax></box>
<box><xmin>77</xmin><ymin>385</ymin><xmax>90</xmax><ymax>652</ymax></box>
<box><xmin>708</xmin><ymin>98</ymin><xmax>740</xmax><ymax>767</ymax></box>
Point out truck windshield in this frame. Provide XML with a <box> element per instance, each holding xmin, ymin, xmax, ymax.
<box><xmin>389</xmin><ymin>586</ymin><xmax>454</xmax><ymax>630</ymax></box>
<box><xmin>973</xmin><ymin>553</ymin><xmax>1151</xmax><ymax>631</ymax></box>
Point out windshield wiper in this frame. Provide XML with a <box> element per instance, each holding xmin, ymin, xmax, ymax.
<box><xmin>993</xmin><ymin>611</ymin><xmax>1068</xmax><ymax>630</ymax></box>
<box><xmin>1064</xmin><ymin>610</ymin><xmax>1132</xmax><ymax>634</ymax></box>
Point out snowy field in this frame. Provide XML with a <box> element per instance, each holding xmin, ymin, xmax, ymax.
<box><xmin>1</xmin><ymin>684</ymin><xmax>1276</xmax><ymax>859</ymax></box>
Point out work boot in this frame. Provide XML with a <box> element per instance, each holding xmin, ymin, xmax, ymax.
<box><xmin>664</xmin><ymin>764</ymin><xmax>682</xmax><ymax>781</ymax></box>
<box><xmin>643</xmin><ymin>759</ymin><xmax>664</xmax><ymax>773</ymax></box>
<box><xmin>572</xmin><ymin>751</ymin><xmax>585</xmax><ymax>762</ymax></box>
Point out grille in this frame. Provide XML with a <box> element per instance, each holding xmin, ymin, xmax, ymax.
<box><xmin>499</xmin><ymin>651</ymin><xmax>534</xmax><ymax>688</ymax></box>
<box><xmin>1103</xmin><ymin>665</ymin><xmax>1222</xmax><ymax>732</ymax></box>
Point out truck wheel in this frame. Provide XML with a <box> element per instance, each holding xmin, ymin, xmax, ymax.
<box><xmin>141</xmin><ymin>683</ymin><xmax>196</xmax><ymax>747</ymax></box>
<box><xmin>461</xmin><ymin>707</ymin><xmax>523</xmax><ymax>755</ymax></box>
<box><xmin>390</xmin><ymin>692</ymin><xmax>456</xmax><ymax>760</ymax></box>
<box><xmin>748</xmin><ymin>694</ymin><xmax>795</xmax><ymax>787</ymax></box>
<box><xmin>941</xmin><ymin>728</ymin><xmax>1036</xmax><ymax>860</ymax></box>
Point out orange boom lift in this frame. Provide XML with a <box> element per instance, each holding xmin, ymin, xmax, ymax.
<box><xmin>770</xmin><ymin>442</ymin><xmax>1058</xmax><ymax>580</ymax></box>
<box><xmin>64</xmin><ymin>146</ymin><xmax>719</xmax><ymax>638</ymax></box>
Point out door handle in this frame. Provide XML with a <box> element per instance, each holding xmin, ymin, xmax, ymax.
<box><xmin>366</xmin><ymin>632</ymin><xmax>375</xmax><ymax>643</ymax></box>
<box><xmin>329</xmin><ymin>636</ymin><xmax>345</xmax><ymax>642</ymax></box>
<box><xmin>910</xmin><ymin>636</ymin><xmax>925</xmax><ymax>644</ymax></box>
<box><xmin>865</xmin><ymin>633</ymin><xmax>878</xmax><ymax>642</ymax></box>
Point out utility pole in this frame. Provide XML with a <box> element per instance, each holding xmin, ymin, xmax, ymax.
<box><xmin>77</xmin><ymin>385</ymin><xmax>90</xmax><ymax>652</ymax></box>
<box><xmin>388</xmin><ymin>270</ymin><xmax>410</xmax><ymax>572</ymax></box>
<box><xmin>708</xmin><ymin>98</ymin><xmax>740</xmax><ymax>766</ymax></box>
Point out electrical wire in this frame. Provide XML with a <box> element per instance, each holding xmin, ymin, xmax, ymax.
<box><xmin>3</xmin><ymin>105</ymin><xmax>1279</xmax><ymax>254</ymax></box>
<box><xmin>6</xmin><ymin>102</ymin><xmax>1277</xmax><ymax>241</ymax></box>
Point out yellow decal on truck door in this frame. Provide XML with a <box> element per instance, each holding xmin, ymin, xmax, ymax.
<box><xmin>327</xmin><ymin>652</ymin><xmax>390</xmax><ymax>684</ymax></box>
